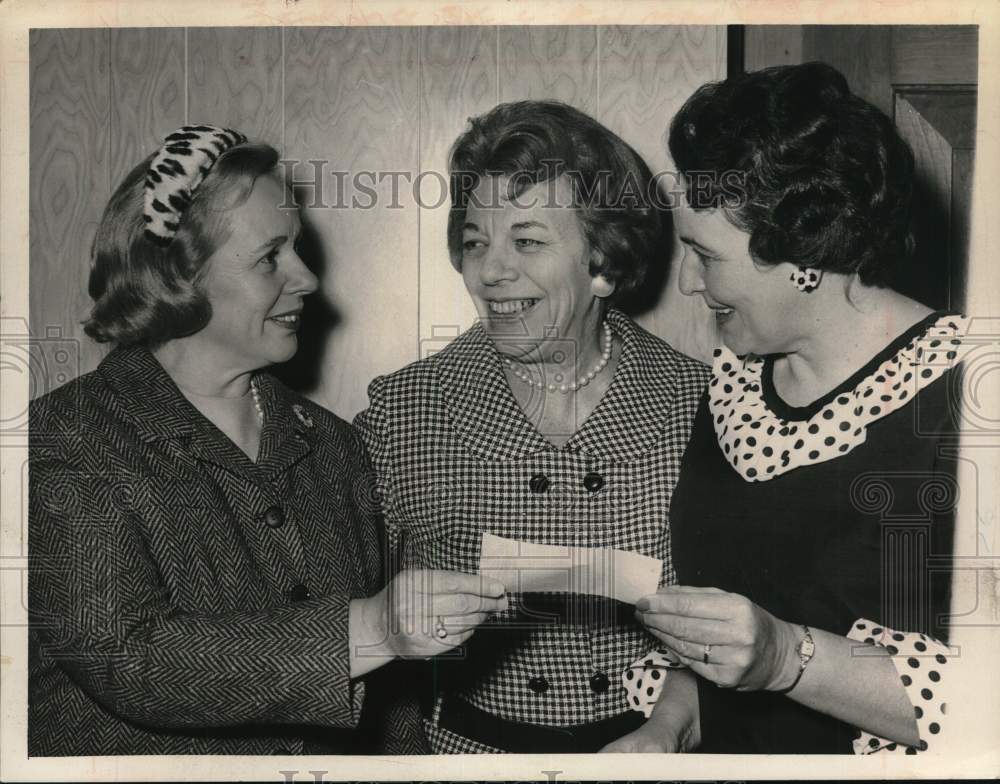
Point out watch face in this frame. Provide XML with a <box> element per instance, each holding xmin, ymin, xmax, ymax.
<box><xmin>800</xmin><ymin>638</ymin><xmax>816</xmax><ymax>658</ymax></box>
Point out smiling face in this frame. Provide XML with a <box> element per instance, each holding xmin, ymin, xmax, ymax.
<box><xmin>460</xmin><ymin>176</ymin><xmax>605</xmax><ymax>358</ymax></box>
<box><xmin>194</xmin><ymin>173</ymin><xmax>318</xmax><ymax>373</ymax></box>
<box><xmin>674</xmin><ymin>198</ymin><xmax>806</xmax><ymax>356</ymax></box>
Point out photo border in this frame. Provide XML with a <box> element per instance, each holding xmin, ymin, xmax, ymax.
<box><xmin>3</xmin><ymin>0</ymin><xmax>999</xmax><ymax>780</ymax></box>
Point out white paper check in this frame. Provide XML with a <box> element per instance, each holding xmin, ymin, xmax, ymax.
<box><xmin>478</xmin><ymin>532</ymin><xmax>662</xmax><ymax>606</ymax></box>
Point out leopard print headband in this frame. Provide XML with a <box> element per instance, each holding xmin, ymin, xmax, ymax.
<box><xmin>143</xmin><ymin>124</ymin><xmax>248</xmax><ymax>247</ymax></box>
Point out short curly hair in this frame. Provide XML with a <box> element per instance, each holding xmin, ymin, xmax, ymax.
<box><xmin>447</xmin><ymin>100</ymin><xmax>669</xmax><ymax>302</ymax></box>
<box><xmin>668</xmin><ymin>62</ymin><xmax>915</xmax><ymax>286</ymax></box>
<box><xmin>84</xmin><ymin>142</ymin><xmax>280</xmax><ymax>346</ymax></box>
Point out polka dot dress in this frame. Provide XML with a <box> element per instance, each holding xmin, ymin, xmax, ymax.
<box><xmin>621</xmin><ymin>649</ymin><xmax>685</xmax><ymax>718</ymax></box>
<box><xmin>708</xmin><ymin>315</ymin><xmax>971</xmax><ymax>482</ymax></box>
<box><xmin>623</xmin><ymin>315</ymin><xmax>966</xmax><ymax>752</ymax></box>
<box><xmin>624</xmin><ymin>622</ymin><xmax>953</xmax><ymax>754</ymax></box>
<box><xmin>848</xmin><ymin>619</ymin><xmax>952</xmax><ymax>755</ymax></box>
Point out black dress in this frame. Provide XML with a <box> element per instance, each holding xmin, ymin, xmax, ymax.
<box><xmin>667</xmin><ymin>311</ymin><xmax>963</xmax><ymax>754</ymax></box>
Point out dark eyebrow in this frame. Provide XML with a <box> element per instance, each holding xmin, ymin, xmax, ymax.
<box><xmin>250</xmin><ymin>236</ymin><xmax>287</xmax><ymax>256</ymax></box>
<box><xmin>463</xmin><ymin>221</ymin><xmax>482</xmax><ymax>233</ymax></box>
<box><xmin>679</xmin><ymin>235</ymin><xmax>715</xmax><ymax>254</ymax></box>
<box><xmin>511</xmin><ymin>220</ymin><xmax>548</xmax><ymax>231</ymax></box>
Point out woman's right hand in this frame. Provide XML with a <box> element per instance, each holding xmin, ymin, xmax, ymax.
<box><xmin>372</xmin><ymin>569</ymin><xmax>509</xmax><ymax>659</ymax></box>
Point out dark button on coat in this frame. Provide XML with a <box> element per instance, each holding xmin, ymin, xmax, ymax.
<box><xmin>356</xmin><ymin>310</ymin><xmax>709</xmax><ymax>753</ymax></box>
<box><xmin>29</xmin><ymin>346</ymin><xmax>427</xmax><ymax>756</ymax></box>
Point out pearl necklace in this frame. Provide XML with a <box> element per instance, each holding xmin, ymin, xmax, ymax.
<box><xmin>249</xmin><ymin>377</ymin><xmax>265</xmax><ymax>425</ymax></box>
<box><xmin>503</xmin><ymin>321</ymin><xmax>613</xmax><ymax>394</ymax></box>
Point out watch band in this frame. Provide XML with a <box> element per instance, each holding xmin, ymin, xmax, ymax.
<box><xmin>778</xmin><ymin>624</ymin><xmax>815</xmax><ymax>694</ymax></box>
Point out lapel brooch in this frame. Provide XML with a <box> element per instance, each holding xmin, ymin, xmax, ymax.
<box><xmin>291</xmin><ymin>404</ymin><xmax>314</xmax><ymax>429</ymax></box>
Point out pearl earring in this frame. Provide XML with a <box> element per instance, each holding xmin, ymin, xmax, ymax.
<box><xmin>590</xmin><ymin>275</ymin><xmax>616</xmax><ymax>298</ymax></box>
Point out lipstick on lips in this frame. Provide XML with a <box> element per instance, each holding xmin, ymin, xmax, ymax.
<box><xmin>487</xmin><ymin>298</ymin><xmax>539</xmax><ymax>315</ymax></box>
<box><xmin>267</xmin><ymin>309</ymin><xmax>303</xmax><ymax>329</ymax></box>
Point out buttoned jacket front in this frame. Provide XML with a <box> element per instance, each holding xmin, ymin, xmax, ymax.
<box><xmin>29</xmin><ymin>346</ymin><xmax>426</xmax><ymax>756</ymax></box>
<box><xmin>355</xmin><ymin>310</ymin><xmax>709</xmax><ymax>751</ymax></box>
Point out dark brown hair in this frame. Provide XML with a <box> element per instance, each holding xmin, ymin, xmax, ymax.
<box><xmin>668</xmin><ymin>62</ymin><xmax>915</xmax><ymax>285</ymax></box>
<box><xmin>447</xmin><ymin>100</ymin><xmax>669</xmax><ymax>303</ymax></box>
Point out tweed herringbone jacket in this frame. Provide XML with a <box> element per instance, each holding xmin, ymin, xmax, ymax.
<box><xmin>28</xmin><ymin>346</ymin><xmax>427</xmax><ymax>756</ymax></box>
<box><xmin>355</xmin><ymin>309</ymin><xmax>710</xmax><ymax>753</ymax></box>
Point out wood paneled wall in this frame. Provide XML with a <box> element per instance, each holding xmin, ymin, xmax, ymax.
<box><xmin>30</xmin><ymin>26</ymin><xmax>724</xmax><ymax>419</ymax></box>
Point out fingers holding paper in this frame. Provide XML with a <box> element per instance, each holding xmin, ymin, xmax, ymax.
<box><xmin>380</xmin><ymin>568</ymin><xmax>509</xmax><ymax>658</ymax></box>
<box><xmin>634</xmin><ymin>585</ymin><xmax>797</xmax><ymax>692</ymax></box>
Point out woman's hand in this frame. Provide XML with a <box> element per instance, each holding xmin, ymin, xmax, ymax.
<box><xmin>634</xmin><ymin>585</ymin><xmax>799</xmax><ymax>692</ymax></box>
<box><xmin>600</xmin><ymin>667</ymin><xmax>701</xmax><ymax>753</ymax></box>
<box><xmin>600</xmin><ymin>725</ymin><xmax>676</xmax><ymax>753</ymax></box>
<box><xmin>353</xmin><ymin>569</ymin><xmax>508</xmax><ymax>668</ymax></box>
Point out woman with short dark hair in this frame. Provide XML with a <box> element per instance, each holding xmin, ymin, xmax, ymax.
<box><xmin>628</xmin><ymin>62</ymin><xmax>964</xmax><ymax>755</ymax></box>
<box><xmin>29</xmin><ymin>126</ymin><xmax>506</xmax><ymax>756</ymax></box>
<box><xmin>355</xmin><ymin>100</ymin><xmax>709</xmax><ymax>753</ymax></box>
<box><xmin>445</xmin><ymin>100</ymin><xmax>667</xmax><ymax>303</ymax></box>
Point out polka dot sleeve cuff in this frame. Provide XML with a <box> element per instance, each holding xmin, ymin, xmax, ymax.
<box><xmin>622</xmin><ymin>649</ymin><xmax>685</xmax><ymax>718</ymax></box>
<box><xmin>848</xmin><ymin>618</ymin><xmax>952</xmax><ymax>755</ymax></box>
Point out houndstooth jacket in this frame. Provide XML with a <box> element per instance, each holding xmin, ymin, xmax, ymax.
<box><xmin>355</xmin><ymin>309</ymin><xmax>709</xmax><ymax>753</ymax></box>
<box><xmin>28</xmin><ymin>345</ymin><xmax>427</xmax><ymax>756</ymax></box>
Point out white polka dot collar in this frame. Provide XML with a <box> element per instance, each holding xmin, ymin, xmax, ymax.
<box><xmin>708</xmin><ymin>313</ymin><xmax>970</xmax><ymax>482</ymax></box>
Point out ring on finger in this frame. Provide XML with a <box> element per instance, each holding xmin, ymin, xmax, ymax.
<box><xmin>434</xmin><ymin>615</ymin><xmax>448</xmax><ymax>639</ymax></box>
<box><xmin>703</xmin><ymin>643</ymin><xmax>712</xmax><ymax>665</ymax></box>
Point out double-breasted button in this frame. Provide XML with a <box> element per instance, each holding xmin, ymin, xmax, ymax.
<box><xmin>289</xmin><ymin>583</ymin><xmax>311</xmax><ymax>602</ymax></box>
<box><xmin>528</xmin><ymin>675</ymin><xmax>549</xmax><ymax>694</ymax></box>
<box><xmin>263</xmin><ymin>506</ymin><xmax>285</xmax><ymax>529</ymax></box>
<box><xmin>583</xmin><ymin>472</ymin><xmax>605</xmax><ymax>493</ymax></box>
<box><xmin>529</xmin><ymin>474</ymin><xmax>550</xmax><ymax>494</ymax></box>
<box><xmin>589</xmin><ymin>672</ymin><xmax>610</xmax><ymax>693</ymax></box>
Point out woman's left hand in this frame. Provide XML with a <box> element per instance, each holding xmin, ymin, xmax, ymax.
<box><xmin>634</xmin><ymin>585</ymin><xmax>799</xmax><ymax>692</ymax></box>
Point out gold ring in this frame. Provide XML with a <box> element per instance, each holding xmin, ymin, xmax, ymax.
<box><xmin>434</xmin><ymin>615</ymin><xmax>448</xmax><ymax>639</ymax></box>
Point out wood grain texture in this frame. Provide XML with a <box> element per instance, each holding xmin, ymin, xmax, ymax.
<box><xmin>904</xmin><ymin>90</ymin><xmax>977</xmax><ymax>149</ymax></box>
<box><xmin>600</xmin><ymin>26</ymin><xmax>724</xmax><ymax>364</ymax></box>
<box><xmin>744</xmin><ymin>26</ymin><xmax>803</xmax><ymax>71</ymax></box>
<box><xmin>803</xmin><ymin>26</ymin><xmax>893</xmax><ymax>116</ymax></box>
<box><xmin>109</xmin><ymin>28</ymin><xmax>186</xmax><ymax>194</ymax></box>
<box><xmin>283</xmin><ymin>27</ymin><xmax>420</xmax><ymax>419</ymax></box>
<box><xmin>417</xmin><ymin>26</ymin><xmax>497</xmax><ymax>350</ymax></box>
<box><xmin>29</xmin><ymin>29</ymin><xmax>111</xmax><ymax>380</ymax></box>
<box><xmin>896</xmin><ymin>89</ymin><xmax>976</xmax><ymax>310</ymax></box>
<box><xmin>31</xmin><ymin>24</ymin><xmax>731</xmax><ymax>401</ymax></box>
<box><xmin>500</xmin><ymin>26</ymin><xmax>599</xmax><ymax>114</ymax></box>
<box><xmin>950</xmin><ymin>150</ymin><xmax>973</xmax><ymax>310</ymax></box>
<box><xmin>892</xmin><ymin>26</ymin><xmax>978</xmax><ymax>86</ymax></box>
<box><xmin>187</xmin><ymin>27</ymin><xmax>283</xmax><ymax>145</ymax></box>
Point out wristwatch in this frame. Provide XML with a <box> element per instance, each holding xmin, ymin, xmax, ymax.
<box><xmin>779</xmin><ymin>624</ymin><xmax>815</xmax><ymax>694</ymax></box>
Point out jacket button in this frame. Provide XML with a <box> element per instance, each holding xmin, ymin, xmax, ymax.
<box><xmin>263</xmin><ymin>506</ymin><xmax>285</xmax><ymax>529</ymax></box>
<box><xmin>289</xmin><ymin>583</ymin><xmax>311</xmax><ymax>602</ymax></box>
<box><xmin>529</xmin><ymin>474</ymin><xmax>550</xmax><ymax>494</ymax></box>
<box><xmin>583</xmin><ymin>472</ymin><xmax>605</xmax><ymax>492</ymax></box>
<box><xmin>528</xmin><ymin>676</ymin><xmax>549</xmax><ymax>694</ymax></box>
<box><xmin>589</xmin><ymin>672</ymin><xmax>610</xmax><ymax>693</ymax></box>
